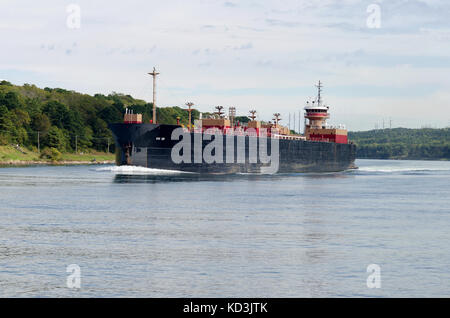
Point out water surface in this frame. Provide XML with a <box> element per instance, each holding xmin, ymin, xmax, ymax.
<box><xmin>0</xmin><ymin>159</ymin><xmax>449</xmax><ymax>297</ymax></box>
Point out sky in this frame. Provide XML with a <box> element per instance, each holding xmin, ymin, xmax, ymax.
<box><xmin>1</xmin><ymin>0</ymin><xmax>449</xmax><ymax>131</ymax></box>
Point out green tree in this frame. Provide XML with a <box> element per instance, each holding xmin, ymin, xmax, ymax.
<box><xmin>43</xmin><ymin>101</ymin><xmax>70</xmax><ymax>128</ymax></box>
<box><xmin>40</xmin><ymin>147</ymin><xmax>62</xmax><ymax>161</ymax></box>
<box><xmin>0</xmin><ymin>105</ymin><xmax>14</xmax><ymax>133</ymax></box>
<box><xmin>24</xmin><ymin>98</ymin><xmax>43</xmax><ymax>117</ymax></box>
<box><xmin>77</xmin><ymin>126</ymin><xmax>93</xmax><ymax>151</ymax></box>
<box><xmin>0</xmin><ymin>80</ymin><xmax>13</xmax><ymax>86</ymax></box>
<box><xmin>12</xmin><ymin>127</ymin><xmax>29</xmax><ymax>145</ymax></box>
<box><xmin>1</xmin><ymin>91</ymin><xmax>21</xmax><ymax>110</ymax></box>
<box><xmin>90</xmin><ymin>118</ymin><xmax>110</xmax><ymax>151</ymax></box>
<box><xmin>45</xmin><ymin>126</ymin><xmax>68</xmax><ymax>151</ymax></box>
<box><xmin>31</xmin><ymin>113</ymin><xmax>51</xmax><ymax>134</ymax></box>
<box><xmin>98</xmin><ymin>105</ymin><xmax>123</xmax><ymax>124</ymax></box>
<box><xmin>12</xmin><ymin>109</ymin><xmax>31</xmax><ymax>127</ymax></box>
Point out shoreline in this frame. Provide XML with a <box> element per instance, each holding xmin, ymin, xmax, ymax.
<box><xmin>355</xmin><ymin>157</ymin><xmax>449</xmax><ymax>161</ymax></box>
<box><xmin>0</xmin><ymin>160</ymin><xmax>115</xmax><ymax>167</ymax></box>
<box><xmin>0</xmin><ymin>145</ymin><xmax>115</xmax><ymax>167</ymax></box>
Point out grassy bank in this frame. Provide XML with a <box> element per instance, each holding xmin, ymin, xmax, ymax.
<box><xmin>0</xmin><ymin>145</ymin><xmax>115</xmax><ymax>166</ymax></box>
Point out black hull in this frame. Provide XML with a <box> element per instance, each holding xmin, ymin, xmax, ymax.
<box><xmin>109</xmin><ymin>123</ymin><xmax>356</xmax><ymax>174</ymax></box>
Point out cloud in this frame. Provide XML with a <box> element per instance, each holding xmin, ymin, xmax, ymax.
<box><xmin>0</xmin><ymin>0</ymin><xmax>449</xmax><ymax>129</ymax></box>
<box><xmin>224</xmin><ymin>2</ymin><xmax>237</xmax><ymax>8</ymax></box>
<box><xmin>233</xmin><ymin>42</ymin><xmax>253</xmax><ymax>50</ymax></box>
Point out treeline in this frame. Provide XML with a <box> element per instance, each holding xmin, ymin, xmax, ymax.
<box><xmin>0</xmin><ymin>81</ymin><xmax>201</xmax><ymax>153</ymax></box>
<box><xmin>3</xmin><ymin>81</ymin><xmax>447</xmax><ymax>160</ymax></box>
<box><xmin>348</xmin><ymin>128</ymin><xmax>450</xmax><ymax>160</ymax></box>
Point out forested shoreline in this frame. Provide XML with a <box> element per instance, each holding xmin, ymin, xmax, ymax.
<box><xmin>0</xmin><ymin>80</ymin><xmax>200</xmax><ymax>160</ymax></box>
<box><xmin>349</xmin><ymin>128</ymin><xmax>449</xmax><ymax>160</ymax></box>
<box><xmin>1</xmin><ymin>81</ymin><xmax>448</xmax><ymax>162</ymax></box>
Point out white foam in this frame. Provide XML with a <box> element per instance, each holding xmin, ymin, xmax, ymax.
<box><xmin>95</xmin><ymin>165</ymin><xmax>193</xmax><ymax>175</ymax></box>
<box><xmin>357</xmin><ymin>165</ymin><xmax>450</xmax><ymax>173</ymax></box>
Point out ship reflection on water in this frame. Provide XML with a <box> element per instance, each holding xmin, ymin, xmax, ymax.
<box><xmin>112</xmin><ymin>170</ymin><xmax>353</xmax><ymax>184</ymax></box>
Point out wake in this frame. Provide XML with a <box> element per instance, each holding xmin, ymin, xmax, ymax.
<box><xmin>95</xmin><ymin>165</ymin><xmax>194</xmax><ymax>175</ymax></box>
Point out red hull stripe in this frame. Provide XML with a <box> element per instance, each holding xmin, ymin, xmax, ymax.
<box><xmin>309</xmin><ymin>134</ymin><xmax>348</xmax><ymax>144</ymax></box>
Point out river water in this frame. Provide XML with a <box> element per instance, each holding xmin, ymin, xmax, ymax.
<box><xmin>0</xmin><ymin>159</ymin><xmax>449</xmax><ymax>297</ymax></box>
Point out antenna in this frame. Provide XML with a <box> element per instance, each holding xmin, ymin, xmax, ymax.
<box><xmin>316</xmin><ymin>80</ymin><xmax>323</xmax><ymax>106</ymax></box>
<box><xmin>148</xmin><ymin>67</ymin><xmax>160</xmax><ymax>123</ymax></box>
<box><xmin>299</xmin><ymin>110</ymin><xmax>301</xmax><ymax>134</ymax></box>
<box><xmin>294</xmin><ymin>112</ymin><xmax>296</xmax><ymax>133</ymax></box>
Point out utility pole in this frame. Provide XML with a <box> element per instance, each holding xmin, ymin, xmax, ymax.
<box><xmin>75</xmin><ymin>135</ymin><xmax>78</xmax><ymax>154</ymax></box>
<box><xmin>148</xmin><ymin>67</ymin><xmax>160</xmax><ymax>124</ymax></box>
<box><xmin>37</xmin><ymin>131</ymin><xmax>40</xmax><ymax>153</ymax></box>
<box><xmin>107</xmin><ymin>138</ymin><xmax>110</xmax><ymax>153</ymax></box>
<box><xmin>289</xmin><ymin>113</ymin><xmax>291</xmax><ymax>131</ymax></box>
<box><xmin>185</xmin><ymin>102</ymin><xmax>194</xmax><ymax>132</ymax></box>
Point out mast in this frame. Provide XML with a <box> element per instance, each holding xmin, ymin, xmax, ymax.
<box><xmin>215</xmin><ymin>106</ymin><xmax>224</xmax><ymax>118</ymax></box>
<box><xmin>148</xmin><ymin>67</ymin><xmax>160</xmax><ymax>123</ymax></box>
<box><xmin>229</xmin><ymin>107</ymin><xmax>236</xmax><ymax>128</ymax></box>
<box><xmin>273</xmin><ymin>113</ymin><xmax>281</xmax><ymax>126</ymax></box>
<box><xmin>185</xmin><ymin>102</ymin><xmax>194</xmax><ymax>131</ymax></box>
